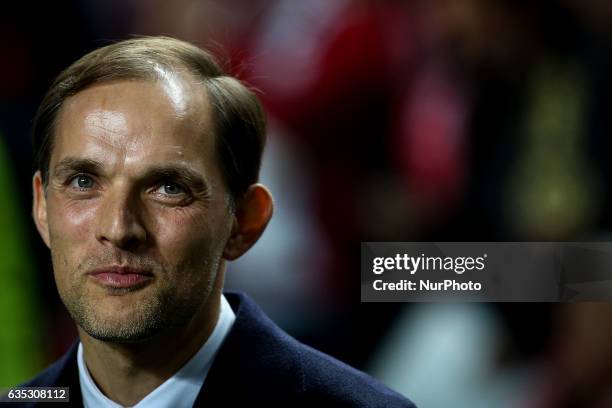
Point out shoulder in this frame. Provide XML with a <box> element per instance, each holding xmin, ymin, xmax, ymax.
<box><xmin>221</xmin><ymin>292</ymin><xmax>416</xmax><ymax>407</ymax></box>
<box><xmin>2</xmin><ymin>344</ymin><xmax>80</xmax><ymax>407</ymax></box>
<box><xmin>291</xmin><ymin>337</ymin><xmax>415</xmax><ymax>407</ymax></box>
<box><xmin>17</xmin><ymin>342</ymin><xmax>79</xmax><ymax>388</ymax></box>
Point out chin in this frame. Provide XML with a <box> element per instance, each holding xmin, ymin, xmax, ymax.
<box><xmin>80</xmin><ymin>319</ymin><xmax>164</xmax><ymax>343</ymax></box>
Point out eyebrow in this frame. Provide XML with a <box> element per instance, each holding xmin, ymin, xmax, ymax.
<box><xmin>52</xmin><ymin>157</ymin><xmax>210</xmax><ymax>193</ymax></box>
<box><xmin>53</xmin><ymin>157</ymin><xmax>104</xmax><ymax>178</ymax></box>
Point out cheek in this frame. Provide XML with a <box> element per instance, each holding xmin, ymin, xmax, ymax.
<box><xmin>152</xmin><ymin>206</ymin><xmax>230</xmax><ymax>266</ymax></box>
<box><xmin>47</xmin><ymin>199</ymin><xmax>98</xmax><ymax>285</ymax></box>
<box><xmin>47</xmin><ymin>198</ymin><xmax>97</xmax><ymax>244</ymax></box>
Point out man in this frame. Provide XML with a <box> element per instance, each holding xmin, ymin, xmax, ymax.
<box><xmin>15</xmin><ymin>37</ymin><xmax>415</xmax><ymax>407</ymax></box>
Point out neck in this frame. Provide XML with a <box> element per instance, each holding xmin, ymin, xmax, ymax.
<box><xmin>79</xmin><ymin>290</ymin><xmax>221</xmax><ymax>406</ymax></box>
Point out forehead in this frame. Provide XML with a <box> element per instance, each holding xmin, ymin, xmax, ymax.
<box><xmin>51</xmin><ymin>77</ymin><xmax>215</xmax><ymax>172</ymax></box>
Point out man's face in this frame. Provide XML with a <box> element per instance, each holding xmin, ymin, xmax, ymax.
<box><xmin>35</xmin><ymin>76</ymin><xmax>235</xmax><ymax>342</ymax></box>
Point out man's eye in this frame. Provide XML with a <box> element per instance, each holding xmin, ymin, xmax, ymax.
<box><xmin>70</xmin><ymin>175</ymin><xmax>95</xmax><ymax>189</ymax></box>
<box><xmin>156</xmin><ymin>182</ymin><xmax>185</xmax><ymax>195</ymax></box>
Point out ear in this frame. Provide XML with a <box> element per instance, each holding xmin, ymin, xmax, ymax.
<box><xmin>223</xmin><ymin>184</ymin><xmax>273</xmax><ymax>260</ymax></box>
<box><xmin>32</xmin><ymin>171</ymin><xmax>51</xmax><ymax>248</ymax></box>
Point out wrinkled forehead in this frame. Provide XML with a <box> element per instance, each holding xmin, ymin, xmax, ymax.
<box><xmin>51</xmin><ymin>75</ymin><xmax>216</xmax><ymax>170</ymax></box>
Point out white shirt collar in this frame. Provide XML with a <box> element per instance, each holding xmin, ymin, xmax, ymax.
<box><xmin>78</xmin><ymin>294</ymin><xmax>236</xmax><ymax>408</ymax></box>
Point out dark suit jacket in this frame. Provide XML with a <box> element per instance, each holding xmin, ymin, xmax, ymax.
<box><xmin>11</xmin><ymin>292</ymin><xmax>415</xmax><ymax>407</ymax></box>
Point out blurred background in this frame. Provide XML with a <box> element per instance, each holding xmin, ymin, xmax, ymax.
<box><xmin>2</xmin><ymin>0</ymin><xmax>612</xmax><ymax>406</ymax></box>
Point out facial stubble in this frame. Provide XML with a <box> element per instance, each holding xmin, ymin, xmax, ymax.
<box><xmin>55</xmin><ymin>252</ymin><xmax>221</xmax><ymax>343</ymax></box>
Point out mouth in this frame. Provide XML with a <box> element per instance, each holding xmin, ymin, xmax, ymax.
<box><xmin>87</xmin><ymin>266</ymin><xmax>154</xmax><ymax>291</ymax></box>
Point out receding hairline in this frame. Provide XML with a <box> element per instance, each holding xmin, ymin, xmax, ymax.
<box><xmin>55</xmin><ymin>73</ymin><xmax>216</xmax><ymax>129</ymax></box>
<box><xmin>48</xmin><ymin>59</ymin><xmax>224</xmax><ymax>169</ymax></box>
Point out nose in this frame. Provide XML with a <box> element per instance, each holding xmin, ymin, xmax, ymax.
<box><xmin>96</xmin><ymin>187</ymin><xmax>148</xmax><ymax>251</ymax></box>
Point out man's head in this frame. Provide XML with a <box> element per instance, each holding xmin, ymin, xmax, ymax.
<box><xmin>31</xmin><ymin>37</ymin><xmax>273</xmax><ymax>343</ymax></box>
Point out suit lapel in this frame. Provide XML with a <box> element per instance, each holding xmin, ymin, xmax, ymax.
<box><xmin>193</xmin><ymin>292</ymin><xmax>303</xmax><ymax>406</ymax></box>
